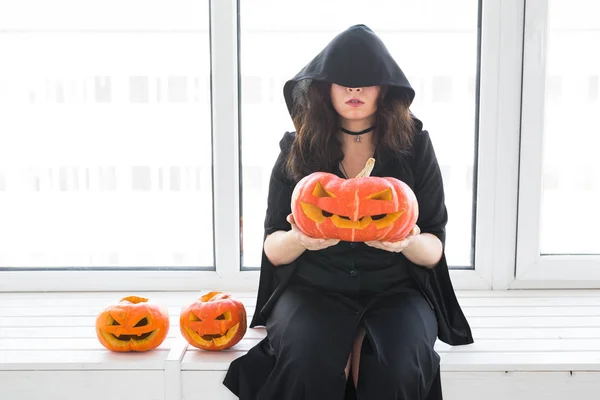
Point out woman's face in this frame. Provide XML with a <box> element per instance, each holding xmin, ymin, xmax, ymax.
<box><xmin>330</xmin><ymin>83</ymin><xmax>380</xmax><ymax>124</ymax></box>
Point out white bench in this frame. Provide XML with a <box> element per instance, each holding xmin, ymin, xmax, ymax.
<box><xmin>2</xmin><ymin>290</ymin><xmax>600</xmax><ymax>400</ymax></box>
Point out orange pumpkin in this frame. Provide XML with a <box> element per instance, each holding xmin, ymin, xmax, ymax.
<box><xmin>291</xmin><ymin>158</ymin><xmax>418</xmax><ymax>242</ymax></box>
<box><xmin>96</xmin><ymin>296</ymin><xmax>170</xmax><ymax>352</ymax></box>
<box><xmin>179</xmin><ymin>292</ymin><xmax>247</xmax><ymax>351</ymax></box>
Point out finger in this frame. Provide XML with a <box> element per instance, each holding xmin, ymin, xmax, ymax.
<box><xmin>411</xmin><ymin>225</ymin><xmax>421</xmax><ymax>236</ymax></box>
<box><xmin>380</xmin><ymin>240</ymin><xmax>405</xmax><ymax>252</ymax></box>
<box><xmin>316</xmin><ymin>241</ymin><xmax>338</xmax><ymax>250</ymax></box>
<box><xmin>286</xmin><ymin>214</ymin><xmax>295</xmax><ymax>225</ymax></box>
<box><xmin>305</xmin><ymin>238</ymin><xmax>337</xmax><ymax>251</ymax></box>
<box><xmin>297</xmin><ymin>229</ymin><xmax>317</xmax><ymax>241</ymax></box>
<box><xmin>395</xmin><ymin>239</ymin><xmax>409</xmax><ymax>248</ymax></box>
<box><xmin>301</xmin><ymin>237</ymin><xmax>326</xmax><ymax>247</ymax></box>
<box><xmin>398</xmin><ymin>240</ymin><xmax>411</xmax><ymax>252</ymax></box>
<box><xmin>294</xmin><ymin>231</ymin><xmax>305</xmax><ymax>244</ymax></box>
<box><xmin>322</xmin><ymin>240</ymin><xmax>339</xmax><ymax>248</ymax></box>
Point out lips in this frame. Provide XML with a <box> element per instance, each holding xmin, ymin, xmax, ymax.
<box><xmin>346</xmin><ymin>98</ymin><xmax>364</xmax><ymax>104</ymax></box>
<box><xmin>346</xmin><ymin>98</ymin><xmax>364</xmax><ymax>107</ymax></box>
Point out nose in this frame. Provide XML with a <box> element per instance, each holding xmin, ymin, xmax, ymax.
<box><xmin>346</xmin><ymin>87</ymin><xmax>363</xmax><ymax>93</ymax></box>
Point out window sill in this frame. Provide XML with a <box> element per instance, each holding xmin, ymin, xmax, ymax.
<box><xmin>2</xmin><ymin>289</ymin><xmax>600</xmax><ymax>399</ymax></box>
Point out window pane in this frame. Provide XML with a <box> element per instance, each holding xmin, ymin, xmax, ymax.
<box><xmin>540</xmin><ymin>0</ymin><xmax>600</xmax><ymax>254</ymax></box>
<box><xmin>240</xmin><ymin>0</ymin><xmax>480</xmax><ymax>268</ymax></box>
<box><xmin>0</xmin><ymin>2</ymin><xmax>213</xmax><ymax>268</ymax></box>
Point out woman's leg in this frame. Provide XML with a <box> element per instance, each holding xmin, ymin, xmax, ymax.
<box><xmin>345</xmin><ymin>352</ymin><xmax>352</xmax><ymax>379</ymax></box>
<box><xmin>351</xmin><ymin>326</ymin><xmax>366</xmax><ymax>386</ymax></box>
<box><xmin>355</xmin><ymin>291</ymin><xmax>440</xmax><ymax>400</ymax></box>
<box><xmin>259</xmin><ymin>285</ymin><xmax>359</xmax><ymax>400</ymax></box>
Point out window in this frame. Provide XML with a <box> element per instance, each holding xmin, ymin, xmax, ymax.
<box><xmin>239</xmin><ymin>0</ymin><xmax>481</xmax><ymax>269</ymax></box>
<box><xmin>0</xmin><ymin>1</ymin><xmax>213</xmax><ymax>270</ymax></box>
<box><xmin>516</xmin><ymin>0</ymin><xmax>600</xmax><ymax>285</ymax></box>
<box><xmin>3</xmin><ymin>0</ymin><xmax>598</xmax><ymax>292</ymax></box>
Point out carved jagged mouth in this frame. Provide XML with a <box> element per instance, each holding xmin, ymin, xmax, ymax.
<box><xmin>110</xmin><ymin>331</ymin><xmax>155</xmax><ymax>341</ymax></box>
<box><xmin>186</xmin><ymin>322</ymin><xmax>241</xmax><ymax>345</ymax></box>
<box><xmin>201</xmin><ymin>330</ymin><xmax>229</xmax><ymax>341</ymax></box>
<box><xmin>300</xmin><ymin>202</ymin><xmax>405</xmax><ymax>230</ymax></box>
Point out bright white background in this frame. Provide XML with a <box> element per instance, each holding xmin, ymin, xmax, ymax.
<box><xmin>0</xmin><ymin>0</ymin><xmax>598</xmax><ymax>292</ymax></box>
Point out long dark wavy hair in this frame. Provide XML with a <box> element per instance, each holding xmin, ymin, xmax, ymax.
<box><xmin>285</xmin><ymin>81</ymin><xmax>416</xmax><ymax>182</ymax></box>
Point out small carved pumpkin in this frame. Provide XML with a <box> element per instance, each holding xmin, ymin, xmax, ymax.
<box><xmin>96</xmin><ymin>296</ymin><xmax>170</xmax><ymax>352</ymax></box>
<box><xmin>291</xmin><ymin>158</ymin><xmax>418</xmax><ymax>242</ymax></box>
<box><xmin>179</xmin><ymin>292</ymin><xmax>247</xmax><ymax>351</ymax></box>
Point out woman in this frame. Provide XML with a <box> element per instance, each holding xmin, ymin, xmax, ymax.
<box><xmin>224</xmin><ymin>24</ymin><xmax>473</xmax><ymax>399</ymax></box>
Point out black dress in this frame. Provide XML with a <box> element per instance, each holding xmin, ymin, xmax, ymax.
<box><xmin>223</xmin><ymin>24</ymin><xmax>473</xmax><ymax>400</ymax></box>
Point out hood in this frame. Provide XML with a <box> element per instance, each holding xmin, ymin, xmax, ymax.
<box><xmin>283</xmin><ymin>24</ymin><xmax>416</xmax><ymax>117</ymax></box>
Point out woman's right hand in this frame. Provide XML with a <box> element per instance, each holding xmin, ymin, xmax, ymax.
<box><xmin>287</xmin><ymin>214</ymin><xmax>340</xmax><ymax>251</ymax></box>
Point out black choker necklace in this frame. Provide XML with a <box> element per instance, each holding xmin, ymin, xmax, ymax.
<box><xmin>340</xmin><ymin>125</ymin><xmax>375</xmax><ymax>143</ymax></box>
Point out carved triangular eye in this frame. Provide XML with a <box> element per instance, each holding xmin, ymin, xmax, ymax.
<box><xmin>215</xmin><ymin>311</ymin><xmax>232</xmax><ymax>321</ymax></box>
<box><xmin>134</xmin><ymin>317</ymin><xmax>149</xmax><ymax>327</ymax></box>
<box><xmin>111</xmin><ymin>319</ymin><xmax>121</xmax><ymax>326</ymax></box>
<box><xmin>189</xmin><ymin>313</ymin><xmax>202</xmax><ymax>322</ymax></box>
<box><xmin>312</xmin><ymin>182</ymin><xmax>336</xmax><ymax>198</ymax></box>
<box><xmin>367</xmin><ymin>188</ymin><xmax>393</xmax><ymax>201</ymax></box>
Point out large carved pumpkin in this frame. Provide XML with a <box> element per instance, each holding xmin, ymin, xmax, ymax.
<box><xmin>179</xmin><ymin>292</ymin><xmax>247</xmax><ymax>351</ymax></box>
<box><xmin>96</xmin><ymin>296</ymin><xmax>170</xmax><ymax>352</ymax></box>
<box><xmin>291</xmin><ymin>158</ymin><xmax>418</xmax><ymax>242</ymax></box>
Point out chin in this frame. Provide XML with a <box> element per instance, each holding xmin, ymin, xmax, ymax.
<box><xmin>341</xmin><ymin>111</ymin><xmax>374</xmax><ymax>122</ymax></box>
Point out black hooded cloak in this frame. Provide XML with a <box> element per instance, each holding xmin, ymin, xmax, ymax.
<box><xmin>224</xmin><ymin>24</ymin><xmax>473</xmax><ymax>400</ymax></box>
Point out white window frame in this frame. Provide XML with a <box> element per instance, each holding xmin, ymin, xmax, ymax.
<box><xmin>1</xmin><ymin>0</ymin><xmax>527</xmax><ymax>292</ymax></box>
<box><xmin>513</xmin><ymin>0</ymin><xmax>600</xmax><ymax>289</ymax></box>
<box><xmin>477</xmin><ymin>0</ymin><xmax>526</xmax><ymax>290</ymax></box>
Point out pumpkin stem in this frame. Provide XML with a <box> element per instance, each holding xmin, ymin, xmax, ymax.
<box><xmin>200</xmin><ymin>291</ymin><xmax>230</xmax><ymax>302</ymax></box>
<box><xmin>355</xmin><ymin>158</ymin><xmax>375</xmax><ymax>178</ymax></box>
<box><xmin>120</xmin><ymin>296</ymin><xmax>148</xmax><ymax>304</ymax></box>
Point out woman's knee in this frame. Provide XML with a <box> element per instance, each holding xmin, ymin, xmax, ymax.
<box><xmin>392</xmin><ymin>346</ymin><xmax>439</xmax><ymax>395</ymax></box>
<box><xmin>393</xmin><ymin>339</ymin><xmax>439</xmax><ymax>374</ymax></box>
<box><xmin>358</xmin><ymin>341</ymin><xmax>440</xmax><ymax>397</ymax></box>
<box><xmin>285</xmin><ymin>349</ymin><xmax>347</xmax><ymax>381</ymax></box>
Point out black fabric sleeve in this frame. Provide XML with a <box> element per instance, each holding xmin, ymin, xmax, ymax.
<box><xmin>411</xmin><ymin>130</ymin><xmax>448</xmax><ymax>247</ymax></box>
<box><xmin>263</xmin><ymin>131</ymin><xmax>296</xmax><ymax>236</ymax></box>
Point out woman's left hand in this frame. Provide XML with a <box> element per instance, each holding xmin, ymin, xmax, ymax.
<box><xmin>364</xmin><ymin>225</ymin><xmax>421</xmax><ymax>253</ymax></box>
